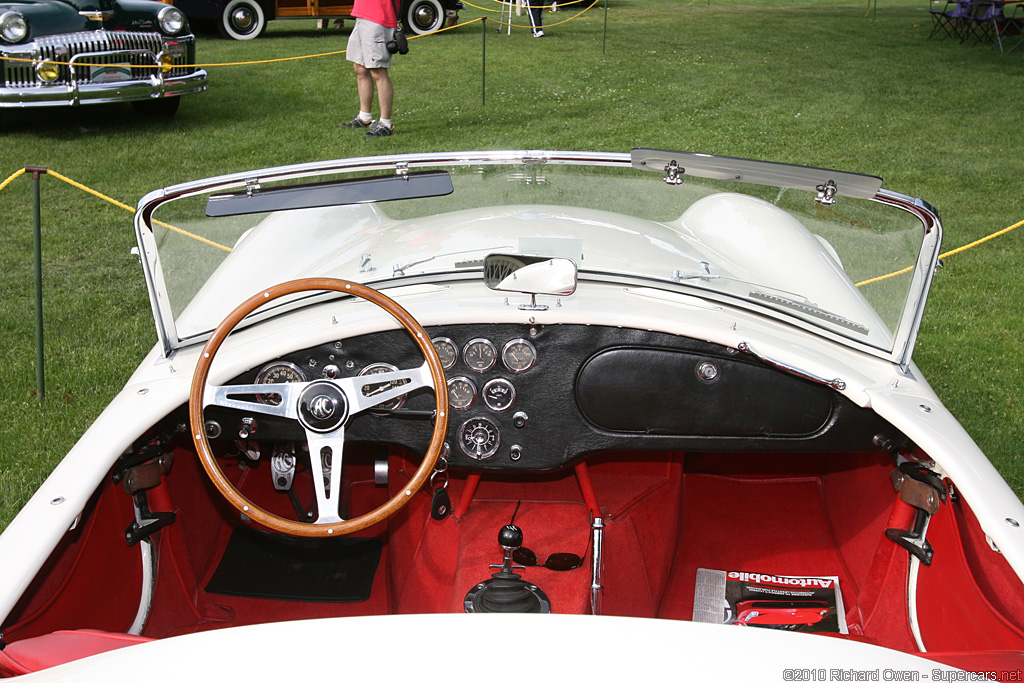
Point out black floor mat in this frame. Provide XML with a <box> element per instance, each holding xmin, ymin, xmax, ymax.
<box><xmin>206</xmin><ymin>528</ymin><xmax>382</xmax><ymax>603</ymax></box>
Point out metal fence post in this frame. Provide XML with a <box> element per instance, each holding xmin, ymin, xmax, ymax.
<box><xmin>482</xmin><ymin>17</ymin><xmax>487</xmax><ymax>107</ymax></box>
<box><xmin>26</xmin><ymin>165</ymin><xmax>48</xmax><ymax>402</ymax></box>
<box><xmin>603</xmin><ymin>0</ymin><xmax>608</xmax><ymax>54</ymax></box>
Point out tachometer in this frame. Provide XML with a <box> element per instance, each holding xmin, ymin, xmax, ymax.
<box><xmin>255</xmin><ymin>361</ymin><xmax>307</xmax><ymax>406</ymax></box>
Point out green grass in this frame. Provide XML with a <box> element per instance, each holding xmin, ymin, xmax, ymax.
<box><xmin>1</xmin><ymin>0</ymin><xmax>1023</xmax><ymax>529</ymax></box>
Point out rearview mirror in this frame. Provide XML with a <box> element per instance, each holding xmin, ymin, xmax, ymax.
<box><xmin>483</xmin><ymin>254</ymin><xmax>577</xmax><ymax>296</ymax></box>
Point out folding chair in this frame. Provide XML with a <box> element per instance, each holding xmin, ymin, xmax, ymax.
<box><xmin>929</xmin><ymin>0</ymin><xmax>972</xmax><ymax>40</ymax></box>
<box><xmin>962</xmin><ymin>0</ymin><xmax>1002</xmax><ymax>46</ymax></box>
<box><xmin>1000</xmin><ymin>0</ymin><xmax>1024</xmax><ymax>52</ymax></box>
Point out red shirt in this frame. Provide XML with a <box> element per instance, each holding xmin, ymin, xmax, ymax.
<box><xmin>351</xmin><ymin>0</ymin><xmax>398</xmax><ymax>28</ymax></box>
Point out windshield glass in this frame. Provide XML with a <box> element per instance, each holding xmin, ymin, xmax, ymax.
<box><xmin>140</xmin><ymin>153</ymin><xmax>937</xmax><ymax>362</ymax></box>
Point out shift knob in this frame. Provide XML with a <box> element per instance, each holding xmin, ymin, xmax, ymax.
<box><xmin>499</xmin><ymin>524</ymin><xmax>523</xmax><ymax>550</ymax></box>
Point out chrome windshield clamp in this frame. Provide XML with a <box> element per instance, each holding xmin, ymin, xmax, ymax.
<box><xmin>244</xmin><ymin>178</ymin><xmax>261</xmax><ymax>197</ymax></box>
<box><xmin>359</xmin><ymin>253</ymin><xmax>375</xmax><ymax>273</ymax></box>
<box><xmin>663</xmin><ymin>159</ymin><xmax>685</xmax><ymax>186</ymax></box>
<box><xmin>814</xmin><ymin>179</ymin><xmax>838</xmax><ymax>205</ymax></box>
<box><xmin>672</xmin><ymin>261</ymin><xmax>712</xmax><ymax>282</ymax></box>
<box><xmin>395</xmin><ymin>162</ymin><xmax>410</xmax><ymax>180</ymax></box>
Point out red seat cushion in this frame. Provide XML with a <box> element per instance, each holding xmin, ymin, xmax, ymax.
<box><xmin>0</xmin><ymin>629</ymin><xmax>152</xmax><ymax>676</ymax></box>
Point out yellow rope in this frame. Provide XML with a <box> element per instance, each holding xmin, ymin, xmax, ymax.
<box><xmin>485</xmin><ymin>0</ymin><xmax>599</xmax><ymax>29</ymax></box>
<box><xmin>462</xmin><ymin>0</ymin><xmax>587</xmax><ymax>11</ymax></box>
<box><xmin>0</xmin><ymin>0</ymin><xmax>598</xmax><ymax>70</ymax></box>
<box><xmin>0</xmin><ymin>168</ymin><xmax>26</xmax><ymax>192</ymax></box>
<box><xmin>3</xmin><ymin>169</ymin><xmax>233</xmax><ymax>252</ymax></box>
<box><xmin>856</xmin><ymin>218</ymin><xmax>1024</xmax><ymax>287</ymax></box>
<box><xmin>0</xmin><ymin>14</ymin><xmax>491</xmax><ymax>69</ymax></box>
<box><xmin>8</xmin><ymin>168</ymin><xmax>1016</xmax><ymax>274</ymax></box>
<box><xmin>0</xmin><ymin>50</ymin><xmax>349</xmax><ymax>69</ymax></box>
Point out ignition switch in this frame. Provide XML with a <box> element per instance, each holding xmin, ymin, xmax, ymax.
<box><xmin>238</xmin><ymin>416</ymin><xmax>258</xmax><ymax>439</ymax></box>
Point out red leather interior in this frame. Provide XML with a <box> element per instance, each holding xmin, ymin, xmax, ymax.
<box><xmin>0</xmin><ymin>629</ymin><xmax>152</xmax><ymax>676</ymax></box>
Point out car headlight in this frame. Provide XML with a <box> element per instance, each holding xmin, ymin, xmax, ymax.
<box><xmin>158</xmin><ymin>6</ymin><xmax>186</xmax><ymax>35</ymax></box>
<box><xmin>0</xmin><ymin>11</ymin><xmax>29</xmax><ymax>43</ymax></box>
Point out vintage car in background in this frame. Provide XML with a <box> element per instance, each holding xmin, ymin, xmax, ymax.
<box><xmin>0</xmin><ymin>0</ymin><xmax>207</xmax><ymax>118</ymax></box>
<box><xmin>175</xmin><ymin>0</ymin><xmax>461</xmax><ymax>40</ymax></box>
<box><xmin>1</xmin><ymin>149</ymin><xmax>1023</xmax><ymax>679</ymax></box>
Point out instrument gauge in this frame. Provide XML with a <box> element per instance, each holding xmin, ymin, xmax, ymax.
<box><xmin>447</xmin><ymin>376</ymin><xmax>477</xmax><ymax>411</ymax></box>
<box><xmin>255</xmin><ymin>361</ymin><xmax>307</xmax><ymax>406</ymax></box>
<box><xmin>482</xmin><ymin>378</ymin><xmax>516</xmax><ymax>412</ymax></box>
<box><xmin>431</xmin><ymin>337</ymin><xmax>459</xmax><ymax>370</ymax></box>
<box><xmin>501</xmin><ymin>339</ymin><xmax>537</xmax><ymax>373</ymax></box>
<box><xmin>359</xmin><ymin>362</ymin><xmax>408</xmax><ymax>412</ymax></box>
<box><xmin>463</xmin><ymin>338</ymin><xmax>497</xmax><ymax>373</ymax></box>
<box><xmin>458</xmin><ymin>416</ymin><xmax>501</xmax><ymax>460</ymax></box>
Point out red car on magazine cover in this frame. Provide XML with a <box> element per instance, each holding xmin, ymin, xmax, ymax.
<box><xmin>1</xmin><ymin>149</ymin><xmax>1023</xmax><ymax>680</ymax></box>
<box><xmin>735</xmin><ymin>601</ymin><xmax>830</xmax><ymax>628</ymax></box>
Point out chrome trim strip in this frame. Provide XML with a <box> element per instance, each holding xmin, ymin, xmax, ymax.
<box><xmin>738</xmin><ymin>341</ymin><xmax>847</xmax><ymax>391</ymax></box>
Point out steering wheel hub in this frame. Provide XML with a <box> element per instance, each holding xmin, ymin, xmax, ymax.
<box><xmin>298</xmin><ymin>380</ymin><xmax>349</xmax><ymax>432</ymax></box>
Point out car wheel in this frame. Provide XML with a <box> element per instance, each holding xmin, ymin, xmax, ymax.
<box><xmin>218</xmin><ymin>0</ymin><xmax>267</xmax><ymax>40</ymax></box>
<box><xmin>404</xmin><ymin>0</ymin><xmax>444</xmax><ymax>35</ymax></box>
<box><xmin>132</xmin><ymin>97</ymin><xmax>181</xmax><ymax>117</ymax></box>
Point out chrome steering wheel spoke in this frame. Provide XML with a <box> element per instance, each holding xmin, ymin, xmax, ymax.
<box><xmin>336</xmin><ymin>362</ymin><xmax>434</xmax><ymax>414</ymax></box>
<box><xmin>205</xmin><ymin>381</ymin><xmax>307</xmax><ymax>419</ymax></box>
<box><xmin>305</xmin><ymin>428</ymin><xmax>347</xmax><ymax>525</ymax></box>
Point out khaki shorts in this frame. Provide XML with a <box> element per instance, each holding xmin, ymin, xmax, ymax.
<box><xmin>346</xmin><ymin>18</ymin><xmax>394</xmax><ymax>70</ymax></box>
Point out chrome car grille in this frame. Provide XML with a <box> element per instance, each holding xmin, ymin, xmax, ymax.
<box><xmin>2</xmin><ymin>31</ymin><xmax>195</xmax><ymax>88</ymax></box>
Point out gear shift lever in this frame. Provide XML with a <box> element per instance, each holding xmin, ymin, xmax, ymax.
<box><xmin>493</xmin><ymin>524</ymin><xmax>524</xmax><ymax>574</ymax></box>
<box><xmin>464</xmin><ymin>516</ymin><xmax>551</xmax><ymax>613</ymax></box>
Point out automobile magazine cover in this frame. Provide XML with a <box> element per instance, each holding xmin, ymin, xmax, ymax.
<box><xmin>693</xmin><ymin>568</ymin><xmax>848</xmax><ymax>634</ymax></box>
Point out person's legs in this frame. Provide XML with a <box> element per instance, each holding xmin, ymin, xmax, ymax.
<box><xmin>369</xmin><ymin>67</ymin><xmax>392</xmax><ymax>120</ymax></box>
<box><xmin>529</xmin><ymin>0</ymin><xmax>544</xmax><ymax>34</ymax></box>
<box><xmin>354</xmin><ymin>63</ymin><xmax>375</xmax><ymax>114</ymax></box>
<box><xmin>342</xmin><ymin>20</ymin><xmax>377</xmax><ymax>126</ymax></box>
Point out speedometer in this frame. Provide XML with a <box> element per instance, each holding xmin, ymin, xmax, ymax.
<box><xmin>255</xmin><ymin>361</ymin><xmax>306</xmax><ymax>405</ymax></box>
<box><xmin>359</xmin><ymin>363</ymin><xmax>408</xmax><ymax>411</ymax></box>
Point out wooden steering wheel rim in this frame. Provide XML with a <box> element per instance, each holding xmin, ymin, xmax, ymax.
<box><xmin>188</xmin><ymin>278</ymin><xmax>450</xmax><ymax>537</ymax></box>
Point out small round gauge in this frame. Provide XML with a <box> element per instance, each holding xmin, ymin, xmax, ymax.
<box><xmin>447</xmin><ymin>376</ymin><xmax>477</xmax><ymax>411</ymax></box>
<box><xmin>502</xmin><ymin>339</ymin><xmax>537</xmax><ymax>374</ymax></box>
<box><xmin>482</xmin><ymin>378</ymin><xmax>516</xmax><ymax>412</ymax></box>
<box><xmin>463</xmin><ymin>338</ymin><xmax>497</xmax><ymax>373</ymax></box>
<box><xmin>431</xmin><ymin>337</ymin><xmax>459</xmax><ymax>371</ymax></box>
<box><xmin>255</xmin><ymin>361</ymin><xmax>307</xmax><ymax>406</ymax></box>
<box><xmin>458</xmin><ymin>416</ymin><xmax>501</xmax><ymax>460</ymax></box>
<box><xmin>359</xmin><ymin>362</ymin><xmax>408</xmax><ymax>411</ymax></box>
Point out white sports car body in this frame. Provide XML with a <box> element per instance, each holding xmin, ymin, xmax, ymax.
<box><xmin>1</xmin><ymin>150</ymin><xmax>1022</xmax><ymax>680</ymax></box>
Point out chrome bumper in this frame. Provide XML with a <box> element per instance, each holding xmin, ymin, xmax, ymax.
<box><xmin>1</xmin><ymin>48</ymin><xmax>208</xmax><ymax>108</ymax></box>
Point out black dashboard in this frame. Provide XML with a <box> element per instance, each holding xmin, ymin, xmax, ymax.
<box><xmin>206</xmin><ymin>324</ymin><xmax>903</xmax><ymax>472</ymax></box>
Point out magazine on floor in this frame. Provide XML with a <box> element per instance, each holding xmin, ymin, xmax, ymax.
<box><xmin>693</xmin><ymin>568</ymin><xmax>848</xmax><ymax>634</ymax></box>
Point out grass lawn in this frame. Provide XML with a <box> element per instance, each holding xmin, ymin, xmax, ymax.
<box><xmin>1</xmin><ymin>0</ymin><xmax>1022</xmax><ymax>530</ymax></box>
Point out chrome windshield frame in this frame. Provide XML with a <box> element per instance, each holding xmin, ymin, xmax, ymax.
<box><xmin>133</xmin><ymin>150</ymin><xmax>942</xmax><ymax>370</ymax></box>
